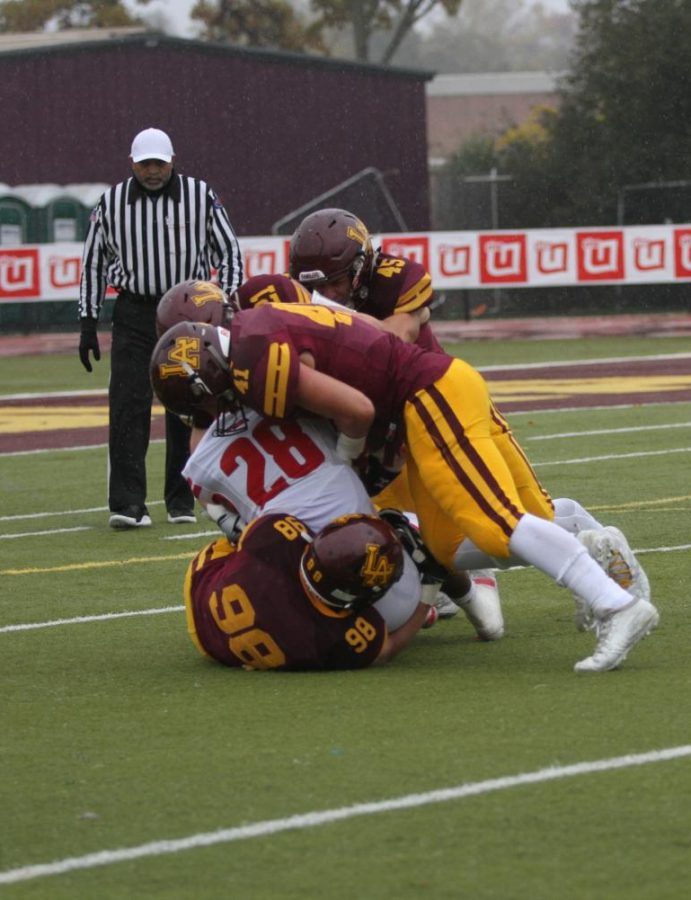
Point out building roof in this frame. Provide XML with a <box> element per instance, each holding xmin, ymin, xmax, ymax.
<box><xmin>427</xmin><ymin>71</ymin><xmax>564</xmax><ymax>97</ymax></box>
<box><xmin>0</xmin><ymin>27</ymin><xmax>146</xmax><ymax>52</ymax></box>
<box><xmin>0</xmin><ymin>28</ymin><xmax>433</xmax><ymax>81</ymax></box>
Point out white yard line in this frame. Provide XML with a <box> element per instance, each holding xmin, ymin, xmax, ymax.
<box><xmin>477</xmin><ymin>352</ymin><xmax>691</xmax><ymax>372</ymax></box>
<box><xmin>2</xmin><ymin>438</ymin><xmax>163</xmax><ymax>458</ymax></box>
<box><xmin>0</xmin><ymin>388</ymin><xmax>108</xmax><ymax>401</ymax></box>
<box><xmin>0</xmin><ymin>526</ymin><xmax>91</xmax><ymax>540</ymax></box>
<box><xmin>526</xmin><ymin>421</ymin><xmax>691</xmax><ymax>441</ymax></box>
<box><xmin>0</xmin><ymin>745</ymin><xmax>689</xmax><ymax>886</ymax></box>
<box><xmin>0</xmin><ymin>606</ymin><xmax>184</xmax><ymax>633</ymax></box>
<box><xmin>0</xmin><ymin>500</ymin><xmax>163</xmax><ymax>522</ymax></box>
<box><xmin>533</xmin><ymin>447</ymin><xmax>691</xmax><ymax>466</ymax></box>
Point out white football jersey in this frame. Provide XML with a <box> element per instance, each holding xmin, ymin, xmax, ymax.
<box><xmin>183</xmin><ymin>410</ymin><xmax>421</xmax><ymax>629</ymax></box>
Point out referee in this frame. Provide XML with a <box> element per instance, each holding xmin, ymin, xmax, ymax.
<box><xmin>78</xmin><ymin>127</ymin><xmax>243</xmax><ymax>529</ymax></box>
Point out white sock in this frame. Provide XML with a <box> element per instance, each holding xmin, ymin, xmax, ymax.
<box><xmin>454</xmin><ymin>498</ymin><xmax>604</xmax><ymax>570</ymax></box>
<box><xmin>508</xmin><ymin>514</ymin><xmax>634</xmax><ymax>615</ymax></box>
<box><xmin>552</xmin><ymin>497</ymin><xmax>603</xmax><ymax>535</ymax></box>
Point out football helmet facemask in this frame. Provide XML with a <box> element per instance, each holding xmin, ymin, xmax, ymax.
<box><xmin>288</xmin><ymin>208</ymin><xmax>375</xmax><ymax>307</ymax></box>
<box><xmin>155</xmin><ymin>279</ymin><xmax>231</xmax><ymax>337</ymax></box>
<box><xmin>150</xmin><ymin>321</ymin><xmax>240</xmax><ymax>428</ymax></box>
<box><xmin>299</xmin><ymin>514</ymin><xmax>404</xmax><ymax>612</ymax></box>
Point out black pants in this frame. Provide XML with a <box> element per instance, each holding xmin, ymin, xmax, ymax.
<box><xmin>108</xmin><ymin>293</ymin><xmax>193</xmax><ymax>514</ymax></box>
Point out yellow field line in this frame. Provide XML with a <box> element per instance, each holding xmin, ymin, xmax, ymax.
<box><xmin>4</xmin><ymin>495</ymin><xmax>690</xmax><ymax>575</ymax></box>
<box><xmin>588</xmin><ymin>494</ymin><xmax>691</xmax><ymax>511</ymax></box>
<box><xmin>2</xmin><ymin>552</ymin><xmax>193</xmax><ymax>577</ymax></box>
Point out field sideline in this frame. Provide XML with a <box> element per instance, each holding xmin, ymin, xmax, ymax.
<box><xmin>1</xmin><ymin>337</ymin><xmax>690</xmax><ymax>898</ymax></box>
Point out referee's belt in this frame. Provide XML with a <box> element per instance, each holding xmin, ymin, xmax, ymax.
<box><xmin>118</xmin><ymin>290</ymin><xmax>161</xmax><ymax>304</ymax></box>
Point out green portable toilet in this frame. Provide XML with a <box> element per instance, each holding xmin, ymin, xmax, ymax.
<box><xmin>0</xmin><ymin>186</ymin><xmax>32</xmax><ymax>245</ymax></box>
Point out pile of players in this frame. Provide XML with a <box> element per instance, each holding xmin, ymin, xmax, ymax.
<box><xmin>150</xmin><ymin>209</ymin><xmax>659</xmax><ymax>674</ymax></box>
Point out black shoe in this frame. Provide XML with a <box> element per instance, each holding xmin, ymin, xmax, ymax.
<box><xmin>109</xmin><ymin>506</ymin><xmax>152</xmax><ymax>529</ymax></box>
<box><xmin>167</xmin><ymin>509</ymin><xmax>197</xmax><ymax>524</ymax></box>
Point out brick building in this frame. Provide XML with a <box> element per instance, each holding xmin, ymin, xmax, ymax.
<box><xmin>0</xmin><ymin>29</ymin><xmax>432</xmax><ymax>235</ymax></box>
<box><xmin>426</xmin><ymin>71</ymin><xmax>562</xmax><ymax>166</ymax></box>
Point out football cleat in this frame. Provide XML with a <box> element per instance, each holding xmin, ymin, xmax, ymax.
<box><xmin>574</xmin><ymin>597</ymin><xmax>659</xmax><ymax>672</ymax></box>
<box><xmin>434</xmin><ymin>591</ymin><xmax>460</xmax><ymax>619</ymax></box>
<box><xmin>572</xmin><ymin>594</ymin><xmax>595</xmax><ymax>633</ymax></box>
<box><xmin>578</xmin><ymin>526</ymin><xmax>650</xmax><ymax>599</ymax></box>
<box><xmin>457</xmin><ymin>569</ymin><xmax>504</xmax><ymax>641</ymax></box>
<box><xmin>574</xmin><ymin>526</ymin><xmax>652</xmax><ymax>631</ymax></box>
<box><xmin>422</xmin><ymin>605</ymin><xmax>439</xmax><ymax>629</ymax></box>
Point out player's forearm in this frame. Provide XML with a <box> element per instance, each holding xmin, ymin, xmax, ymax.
<box><xmin>381</xmin><ymin>308</ymin><xmax>430</xmax><ymax>343</ymax></box>
<box><xmin>297</xmin><ymin>362</ymin><xmax>374</xmax><ymax>437</ymax></box>
<box><xmin>374</xmin><ymin>602</ymin><xmax>428</xmax><ymax>665</ymax></box>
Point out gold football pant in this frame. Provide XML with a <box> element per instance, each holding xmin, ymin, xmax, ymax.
<box><xmin>401</xmin><ymin>359</ymin><xmax>554</xmax><ymax>568</ymax></box>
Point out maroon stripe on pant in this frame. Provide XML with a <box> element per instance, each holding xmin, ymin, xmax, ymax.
<box><xmin>410</xmin><ymin>389</ymin><xmax>517</xmax><ymax>540</ymax></box>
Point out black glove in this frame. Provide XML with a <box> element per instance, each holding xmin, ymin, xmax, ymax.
<box><xmin>79</xmin><ymin>316</ymin><xmax>100</xmax><ymax>373</ymax></box>
<box><xmin>356</xmin><ymin>455</ymin><xmax>400</xmax><ymax>497</ymax></box>
<box><xmin>378</xmin><ymin>508</ymin><xmax>447</xmax><ymax>586</ymax></box>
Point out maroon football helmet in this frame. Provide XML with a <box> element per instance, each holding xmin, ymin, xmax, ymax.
<box><xmin>230</xmin><ymin>273</ymin><xmax>312</xmax><ymax>312</ymax></box>
<box><xmin>299</xmin><ymin>514</ymin><xmax>404</xmax><ymax>611</ymax></box>
<box><xmin>288</xmin><ymin>208</ymin><xmax>375</xmax><ymax>306</ymax></box>
<box><xmin>150</xmin><ymin>321</ymin><xmax>236</xmax><ymax>423</ymax></box>
<box><xmin>156</xmin><ymin>279</ymin><xmax>231</xmax><ymax>337</ymax></box>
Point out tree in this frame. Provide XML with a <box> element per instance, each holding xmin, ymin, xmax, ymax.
<box><xmin>549</xmin><ymin>0</ymin><xmax>691</xmax><ymax>224</ymax></box>
<box><xmin>316</xmin><ymin>0</ymin><xmax>463</xmax><ymax>65</ymax></box>
<box><xmin>440</xmin><ymin>0</ymin><xmax>691</xmax><ymax>229</ymax></box>
<box><xmin>191</xmin><ymin>0</ymin><xmax>462</xmax><ymax>64</ymax></box>
<box><xmin>190</xmin><ymin>0</ymin><xmax>326</xmax><ymax>53</ymax></box>
<box><xmin>0</xmin><ymin>0</ymin><xmax>139</xmax><ymax>30</ymax></box>
<box><xmin>398</xmin><ymin>0</ymin><xmax>576</xmax><ymax>74</ymax></box>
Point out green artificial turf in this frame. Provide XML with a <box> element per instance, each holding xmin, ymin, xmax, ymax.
<box><xmin>1</xmin><ymin>337</ymin><xmax>690</xmax><ymax>899</ymax></box>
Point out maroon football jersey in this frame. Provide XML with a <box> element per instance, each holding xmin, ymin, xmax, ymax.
<box><xmin>184</xmin><ymin>514</ymin><xmax>386</xmax><ymax>670</ymax></box>
<box><xmin>229</xmin><ymin>304</ymin><xmax>450</xmax><ymax>427</ymax></box>
<box><xmin>358</xmin><ymin>254</ymin><xmax>444</xmax><ymax>353</ymax></box>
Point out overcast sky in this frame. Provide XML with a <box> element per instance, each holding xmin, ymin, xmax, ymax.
<box><xmin>132</xmin><ymin>0</ymin><xmax>572</xmax><ymax>39</ymax></box>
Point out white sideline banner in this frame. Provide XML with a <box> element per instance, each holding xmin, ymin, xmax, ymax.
<box><xmin>2</xmin><ymin>224</ymin><xmax>691</xmax><ymax>303</ymax></box>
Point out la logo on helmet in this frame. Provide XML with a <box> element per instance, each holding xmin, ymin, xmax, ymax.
<box><xmin>158</xmin><ymin>336</ymin><xmax>201</xmax><ymax>378</ymax></box>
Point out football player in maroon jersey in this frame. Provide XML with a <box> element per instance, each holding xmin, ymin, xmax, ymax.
<box><xmin>152</xmin><ymin>310</ymin><xmax>659</xmax><ymax>673</ymax></box>
<box><xmin>184</xmin><ymin>512</ymin><xmax>430</xmax><ymax>670</ymax></box>
<box><xmin>288</xmin><ymin>208</ymin><xmax>442</xmax><ymax>352</ymax></box>
<box><xmin>230</xmin><ymin>270</ymin><xmax>499</xmax><ymax>633</ymax></box>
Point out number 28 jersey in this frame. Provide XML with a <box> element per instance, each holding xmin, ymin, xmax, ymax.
<box><xmin>183</xmin><ymin>410</ymin><xmax>374</xmax><ymax>533</ymax></box>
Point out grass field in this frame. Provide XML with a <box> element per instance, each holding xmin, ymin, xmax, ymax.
<box><xmin>1</xmin><ymin>336</ymin><xmax>690</xmax><ymax>899</ymax></box>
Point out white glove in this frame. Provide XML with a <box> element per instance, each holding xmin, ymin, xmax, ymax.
<box><xmin>335</xmin><ymin>433</ymin><xmax>366</xmax><ymax>464</ymax></box>
<box><xmin>206</xmin><ymin>503</ymin><xmax>244</xmax><ymax>542</ymax></box>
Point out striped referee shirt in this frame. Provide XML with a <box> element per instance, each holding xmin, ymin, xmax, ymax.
<box><xmin>79</xmin><ymin>173</ymin><xmax>243</xmax><ymax>319</ymax></box>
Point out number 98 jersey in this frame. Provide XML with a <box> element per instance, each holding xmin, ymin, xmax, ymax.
<box><xmin>183</xmin><ymin>514</ymin><xmax>386</xmax><ymax>670</ymax></box>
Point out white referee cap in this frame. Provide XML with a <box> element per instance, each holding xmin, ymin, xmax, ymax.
<box><xmin>130</xmin><ymin>127</ymin><xmax>174</xmax><ymax>163</ymax></box>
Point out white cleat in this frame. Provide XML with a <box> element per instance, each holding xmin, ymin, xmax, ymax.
<box><xmin>434</xmin><ymin>591</ymin><xmax>460</xmax><ymax>619</ymax></box>
<box><xmin>578</xmin><ymin>526</ymin><xmax>651</xmax><ymax>599</ymax></box>
<box><xmin>574</xmin><ymin>526</ymin><xmax>651</xmax><ymax>632</ymax></box>
<box><xmin>458</xmin><ymin>569</ymin><xmax>504</xmax><ymax>641</ymax></box>
<box><xmin>572</xmin><ymin>594</ymin><xmax>595</xmax><ymax>633</ymax></box>
<box><xmin>574</xmin><ymin>597</ymin><xmax>659</xmax><ymax>672</ymax></box>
